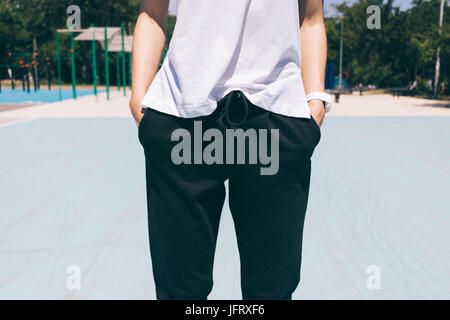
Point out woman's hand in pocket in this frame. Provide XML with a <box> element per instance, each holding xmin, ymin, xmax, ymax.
<box><xmin>129</xmin><ymin>95</ymin><xmax>146</xmax><ymax>127</ymax></box>
<box><xmin>308</xmin><ymin>100</ymin><xmax>325</xmax><ymax>127</ymax></box>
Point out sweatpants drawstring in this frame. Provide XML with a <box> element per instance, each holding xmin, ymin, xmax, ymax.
<box><xmin>217</xmin><ymin>90</ymin><xmax>249</xmax><ymax>130</ymax></box>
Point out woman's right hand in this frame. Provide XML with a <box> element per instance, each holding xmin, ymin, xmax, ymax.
<box><xmin>129</xmin><ymin>94</ymin><xmax>146</xmax><ymax>127</ymax></box>
<box><xmin>130</xmin><ymin>0</ymin><xmax>169</xmax><ymax>127</ymax></box>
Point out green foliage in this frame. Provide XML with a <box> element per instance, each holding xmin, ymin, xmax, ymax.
<box><xmin>326</xmin><ymin>0</ymin><xmax>449</xmax><ymax>90</ymax></box>
<box><xmin>1</xmin><ymin>0</ymin><xmax>448</xmax><ymax>92</ymax></box>
<box><xmin>166</xmin><ymin>15</ymin><xmax>177</xmax><ymax>49</ymax></box>
<box><xmin>0</xmin><ymin>0</ymin><xmax>142</xmax><ymax>84</ymax></box>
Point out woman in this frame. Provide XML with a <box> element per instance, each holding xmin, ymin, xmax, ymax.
<box><xmin>130</xmin><ymin>0</ymin><xmax>331</xmax><ymax>300</ymax></box>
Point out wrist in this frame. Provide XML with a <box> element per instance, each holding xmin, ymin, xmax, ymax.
<box><xmin>308</xmin><ymin>99</ymin><xmax>326</xmax><ymax>109</ymax></box>
<box><xmin>306</xmin><ymin>92</ymin><xmax>332</xmax><ymax>113</ymax></box>
<box><xmin>130</xmin><ymin>93</ymin><xmax>145</xmax><ymax>106</ymax></box>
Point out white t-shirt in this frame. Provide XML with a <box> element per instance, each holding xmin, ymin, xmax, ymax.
<box><xmin>141</xmin><ymin>0</ymin><xmax>310</xmax><ymax>119</ymax></box>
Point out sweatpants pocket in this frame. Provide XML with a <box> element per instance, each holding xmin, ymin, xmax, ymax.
<box><xmin>138</xmin><ymin>109</ymin><xmax>150</xmax><ymax>146</ymax></box>
<box><xmin>309</xmin><ymin>116</ymin><xmax>321</xmax><ymax>146</ymax></box>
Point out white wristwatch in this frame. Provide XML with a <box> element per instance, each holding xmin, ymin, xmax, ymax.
<box><xmin>306</xmin><ymin>92</ymin><xmax>332</xmax><ymax>113</ymax></box>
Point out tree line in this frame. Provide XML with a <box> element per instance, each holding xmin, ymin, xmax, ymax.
<box><xmin>326</xmin><ymin>0</ymin><xmax>449</xmax><ymax>95</ymax></box>
<box><xmin>0</xmin><ymin>0</ymin><xmax>448</xmax><ymax>96</ymax></box>
<box><xmin>0</xmin><ymin>0</ymin><xmax>141</xmax><ymax>87</ymax></box>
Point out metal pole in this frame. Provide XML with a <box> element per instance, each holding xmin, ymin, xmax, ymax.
<box><xmin>121</xmin><ymin>23</ymin><xmax>126</xmax><ymax>96</ymax></box>
<box><xmin>339</xmin><ymin>17</ymin><xmax>344</xmax><ymax>90</ymax></box>
<box><xmin>11</xmin><ymin>69</ymin><xmax>15</xmax><ymax>90</ymax></box>
<box><xmin>46</xmin><ymin>58</ymin><xmax>50</xmax><ymax>90</ymax></box>
<box><xmin>21</xmin><ymin>65</ymin><xmax>25</xmax><ymax>92</ymax></box>
<box><xmin>47</xmin><ymin>65</ymin><xmax>51</xmax><ymax>90</ymax></box>
<box><xmin>70</xmin><ymin>31</ymin><xmax>77</xmax><ymax>100</ymax></box>
<box><xmin>33</xmin><ymin>37</ymin><xmax>39</xmax><ymax>91</ymax></box>
<box><xmin>56</xmin><ymin>32</ymin><xmax>62</xmax><ymax>101</ymax></box>
<box><xmin>45</xmin><ymin>55</ymin><xmax>51</xmax><ymax>90</ymax></box>
<box><xmin>8</xmin><ymin>52</ymin><xmax>15</xmax><ymax>90</ymax></box>
<box><xmin>128</xmin><ymin>51</ymin><xmax>132</xmax><ymax>90</ymax></box>
<box><xmin>104</xmin><ymin>26</ymin><xmax>110</xmax><ymax>100</ymax></box>
<box><xmin>91</xmin><ymin>24</ymin><xmax>98</xmax><ymax>98</ymax></box>
<box><xmin>26</xmin><ymin>67</ymin><xmax>30</xmax><ymax>93</ymax></box>
<box><xmin>434</xmin><ymin>0</ymin><xmax>445</xmax><ymax>98</ymax></box>
<box><xmin>128</xmin><ymin>21</ymin><xmax>132</xmax><ymax>90</ymax></box>
<box><xmin>116</xmin><ymin>52</ymin><xmax>120</xmax><ymax>91</ymax></box>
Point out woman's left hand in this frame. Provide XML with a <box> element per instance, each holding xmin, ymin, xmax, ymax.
<box><xmin>308</xmin><ymin>100</ymin><xmax>326</xmax><ymax>127</ymax></box>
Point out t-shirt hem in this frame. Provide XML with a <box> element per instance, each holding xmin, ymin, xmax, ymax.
<box><xmin>141</xmin><ymin>98</ymin><xmax>218</xmax><ymax>118</ymax></box>
<box><xmin>141</xmin><ymin>97</ymin><xmax>311</xmax><ymax>119</ymax></box>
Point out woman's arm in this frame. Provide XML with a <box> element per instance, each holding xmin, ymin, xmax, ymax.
<box><xmin>130</xmin><ymin>0</ymin><xmax>169</xmax><ymax>126</ymax></box>
<box><xmin>299</xmin><ymin>0</ymin><xmax>327</xmax><ymax>126</ymax></box>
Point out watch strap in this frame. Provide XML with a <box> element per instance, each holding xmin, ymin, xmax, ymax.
<box><xmin>306</xmin><ymin>92</ymin><xmax>332</xmax><ymax>113</ymax></box>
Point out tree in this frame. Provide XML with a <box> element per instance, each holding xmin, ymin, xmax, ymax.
<box><xmin>326</xmin><ymin>0</ymin><xmax>449</xmax><ymax>94</ymax></box>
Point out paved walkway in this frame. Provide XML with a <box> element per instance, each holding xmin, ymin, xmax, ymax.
<box><xmin>1</xmin><ymin>91</ymin><xmax>449</xmax><ymax>120</ymax></box>
<box><xmin>0</xmin><ymin>93</ymin><xmax>449</xmax><ymax>299</ymax></box>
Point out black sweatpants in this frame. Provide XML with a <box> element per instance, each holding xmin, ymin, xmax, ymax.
<box><xmin>138</xmin><ymin>90</ymin><xmax>321</xmax><ymax>300</ymax></box>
